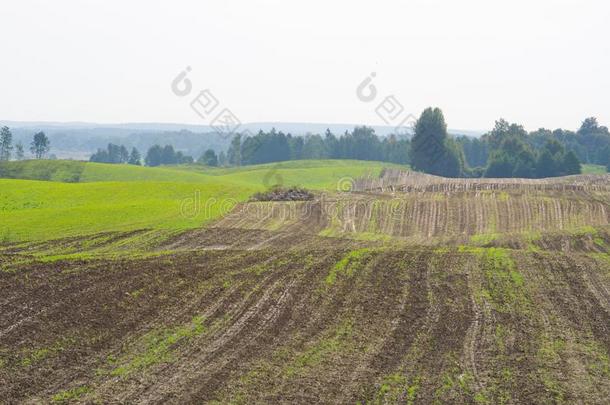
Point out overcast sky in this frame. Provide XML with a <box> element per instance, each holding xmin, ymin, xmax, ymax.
<box><xmin>1</xmin><ymin>0</ymin><xmax>608</xmax><ymax>131</ymax></box>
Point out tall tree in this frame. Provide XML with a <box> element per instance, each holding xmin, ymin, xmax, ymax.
<box><xmin>578</xmin><ymin>117</ymin><xmax>600</xmax><ymax>136</ymax></box>
<box><xmin>562</xmin><ymin>151</ymin><xmax>581</xmax><ymax>175</ymax></box>
<box><xmin>227</xmin><ymin>134</ymin><xmax>242</xmax><ymax>166</ymax></box>
<box><xmin>536</xmin><ymin>149</ymin><xmax>557</xmax><ymax>178</ymax></box>
<box><xmin>411</xmin><ymin>107</ymin><xmax>463</xmax><ymax>177</ymax></box>
<box><xmin>161</xmin><ymin>145</ymin><xmax>177</xmax><ymax>164</ymax></box>
<box><xmin>411</xmin><ymin>107</ymin><xmax>448</xmax><ymax>174</ymax></box>
<box><xmin>289</xmin><ymin>135</ymin><xmax>304</xmax><ymax>160</ymax></box>
<box><xmin>456</xmin><ymin>136</ymin><xmax>489</xmax><ymax>168</ymax></box>
<box><xmin>0</xmin><ymin>126</ymin><xmax>13</xmax><ymax>161</ymax></box>
<box><xmin>302</xmin><ymin>134</ymin><xmax>326</xmax><ymax>159</ymax></box>
<box><xmin>324</xmin><ymin>129</ymin><xmax>338</xmax><ymax>158</ymax></box>
<box><xmin>120</xmin><ymin>145</ymin><xmax>130</xmax><ymax>163</ymax></box>
<box><xmin>30</xmin><ymin>131</ymin><xmax>50</xmax><ymax>159</ymax></box>
<box><xmin>108</xmin><ymin>143</ymin><xmax>122</xmax><ymax>163</ymax></box>
<box><xmin>15</xmin><ymin>142</ymin><xmax>25</xmax><ymax>160</ymax></box>
<box><xmin>128</xmin><ymin>147</ymin><xmax>142</xmax><ymax>165</ymax></box>
<box><xmin>145</xmin><ymin>145</ymin><xmax>163</xmax><ymax>166</ymax></box>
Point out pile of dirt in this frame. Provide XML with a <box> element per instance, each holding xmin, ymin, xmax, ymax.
<box><xmin>249</xmin><ymin>186</ymin><xmax>314</xmax><ymax>202</ymax></box>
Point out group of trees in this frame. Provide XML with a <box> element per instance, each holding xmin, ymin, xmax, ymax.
<box><xmin>90</xmin><ymin>143</ymin><xmax>142</xmax><ymax>165</ymax></box>
<box><xmin>2</xmin><ymin>112</ymin><xmax>607</xmax><ymax>179</ymax></box>
<box><xmin>89</xmin><ymin>143</ymin><xmax>222</xmax><ymax>168</ymax></box>
<box><xmin>144</xmin><ymin>144</ymin><xmax>193</xmax><ymax>167</ymax></box>
<box><xmin>143</xmin><ymin>110</ymin><xmax>605</xmax><ymax>179</ymax></box>
<box><xmin>455</xmin><ymin>117</ymin><xmax>610</xmax><ymax>176</ymax></box>
<box><xmin>224</xmin><ymin>127</ymin><xmax>410</xmax><ymax>167</ymax></box>
<box><xmin>218</xmin><ymin>110</ymin><xmax>607</xmax><ymax>178</ymax></box>
<box><xmin>198</xmin><ymin>149</ymin><xmax>221</xmax><ymax>166</ymax></box>
<box><xmin>483</xmin><ymin>121</ymin><xmax>581</xmax><ymax>178</ymax></box>
<box><xmin>0</xmin><ymin>127</ymin><xmax>51</xmax><ymax>161</ymax></box>
<box><xmin>410</xmin><ymin>112</ymin><xmax>595</xmax><ymax>178</ymax></box>
<box><xmin>79</xmin><ymin>110</ymin><xmax>609</xmax><ymax>178</ymax></box>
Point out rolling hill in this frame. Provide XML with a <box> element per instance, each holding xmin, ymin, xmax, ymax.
<box><xmin>0</xmin><ymin>160</ymin><xmax>399</xmax><ymax>242</ymax></box>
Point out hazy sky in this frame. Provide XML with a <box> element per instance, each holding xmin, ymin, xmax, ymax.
<box><xmin>1</xmin><ymin>0</ymin><xmax>608</xmax><ymax>131</ymax></box>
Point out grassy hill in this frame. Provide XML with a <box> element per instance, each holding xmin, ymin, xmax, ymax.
<box><xmin>0</xmin><ymin>160</ymin><xmax>403</xmax><ymax>242</ymax></box>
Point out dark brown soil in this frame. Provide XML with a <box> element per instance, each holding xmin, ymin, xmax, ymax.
<box><xmin>1</xmin><ymin>225</ymin><xmax>610</xmax><ymax>404</ymax></box>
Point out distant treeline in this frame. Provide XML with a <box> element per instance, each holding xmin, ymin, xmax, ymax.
<box><xmin>90</xmin><ymin>144</ymin><xmax>142</xmax><ymax>165</ymax></box>
<box><xmin>216</xmin><ymin>111</ymin><xmax>608</xmax><ymax>178</ymax></box>
<box><xmin>226</xmin><ymin>127</ymin><xmax>409</xmax><ymax>166</ymax></box>
<box><xmin>90</xmin><ymin>143</ymin><xmax>201</xmax><ymax>166</ymax></box>
<box><xmin>455</xmin><ymin>116</ymin><xmax>610</xmax><ymax>177</ymax></box>
<box><xmin>84</xmin><ymin>109</ymin><xmax>610</xmax><ymax>179</ymax></box>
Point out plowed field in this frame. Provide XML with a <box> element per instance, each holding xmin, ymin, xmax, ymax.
<box><xmin>1</xmin><ymin>172</ymin><xmax>610</xmax><ymax>404</ymax></box>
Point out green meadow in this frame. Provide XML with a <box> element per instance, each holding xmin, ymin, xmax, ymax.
<box><xmin>2</xmin><ymin>159</ymin><xmax>604</xmax><ymax>243</ymax></box>
<box><xmin>582</xmin><ymin>164</ymin><xmax>609</xmax><ymax>175</ymax></box>
<box><xmin>0</xmin><ymin>160</ymin><xmax>403</xmax><ymax>242</ymax></box>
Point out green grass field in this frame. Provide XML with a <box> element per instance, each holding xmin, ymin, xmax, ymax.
<box><xmin>0</xmin><ymin>160</ymin><xmax>403</xmax><ymax>242</ymax></box>
<box><xmin>582</xmin><ymin>164</ymin><xmax>608</xmax><ymax>174</ymax></box>
<box><xmin>2</xmin><ymin>159</ymin><xmax>604</xmax><ymax>243</ymax></box>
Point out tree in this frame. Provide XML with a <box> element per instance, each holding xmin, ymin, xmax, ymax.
<box><xmin>289</xmin><ymin>135</ymin><xmax>304</xmax><ymax>160</ymax></box>
<box><xmin>512</xmin><ymin>150</ymin><xmax>537</xmax><ymax>178</ymax></box>
<box><xmin>456</xmin><ymin>136</ymin><xmax>489</xmax><ymax>168</ymax></box>
<box><xmin>145</xmin><ymin>145</ymin><xmax>163</xmax><ymax>166</ymax></box>
<box><xmin>575</xmin><ymin>117</ymin><xmax>610</xmax><ymax>163</ymax></box>
<box><xmin>144</xmin><ymin>144</ymin><xmax>191</xmax><ymax>166</ymax></box>
<box><xmin>108</xmin><ymin>144</ymin><xmax>120</xmax><ymax>163</ymax></box>
<box><xmin>218</xmin><ymin>151</ymin><xmax>227</xmax><ymax>166</ymax></box>
<box><xmin>128</xmin><ymin>147</ymin><xmax>141</xmax><ymax>165</ymax></box>
<box><xmin>161</xmin><ymin>145</ymin><xmax>177</xmax><ymax>164</ymax></box>
<box><xmin>411</xmin><ymin>107</ymin><xmax>448</xmax><ymax>174</ymax></box>
<box><xmin>324</xmin><ymin>129</ymin><xmax>338</xmax><ymax>158</ymax></box>
<box><xmin>441</xmin><ymin>138</ymin><xmax>466</xmax><ymax>178</ymax></box>
<box><xmin>485</xmin><ymin>154</ymin><xmax>513</xmax><ymax>178</ymax></box>
<box><xmin>120</xmin><ymin>145</ymin><xmax>129</xmax><ymax>163</ymax></box>
<box><xmin>241</xmin><ymin>129</ymin><xmax>291</xmax><ymax>165</ymax></box>
<box><xmin>485</xmin><ymin>137</ymin><xmax>536</xmax><ymax>178</ymax></box>
<box><xmin>562</xmin><ymin>151</ymin><xmax>581</xmax><ymax>175</ymax></box>
<box><xmin>198</xmin><ymin>149</ymin><xmax>218</xmax><ymax>166</ymax></box>
<box><xmin>15</xmin><ymin>142</ymin><xmax>25</xmax><ymax>160</ymax></box>
<box><xmin>532</xmin><ymin>139</ymin><xmax>580</xmax><ymax>178</ymax></box>
<box><xmin>227</xmin><ymin>134</ymin><xmax>242</xmax><ymax>166</ymax></box>
<box><xmin>411</xmin><ymin>107</ymin><xmax>463</xmax><ymax>177</ymax></box>
<box><xmin>578</xmin><ymin>117</ymin><xmax>599</xmax><ymax>136</ymax></box>
<box><xmin>302</xmin><ymin>134</ymin><xmax>326</xmax><ymax>159</ymax></box>
<box><xmin>90</xmin><ymin>148</ymin><xmax>109</xmax><ymax>163</ymax></box>
<box><xmin>596</xmin><ymin>145</ymin><xmax>610</xmax><ymax>167</ymax></box>
<box><xmin>30</xmin><ymin>131</ymin><xmax>50</xmax><ymax>159</ymax></box>
<box><xmin>544</xmin><ymin>139</ymin><xmax>563</xmax><ymax>156</ymax></box>
<box><xmin>536</xmin><ymin>149</ymin><xmax>557</xmax><ymax>178</ymax></box>
<box><xmin>0</xmin><ymin>126</ymin><xmax>13</xmax><ymax>161</ymax></box>
<box><xmin>90</xmin><ymin>143</ymin><xmax>132</xmax><ymax>164</ymax></box>
<box><xmin>483</xmin><ymin>119</ymin><xmax>527</xmax><ymax>149</ymax></box>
